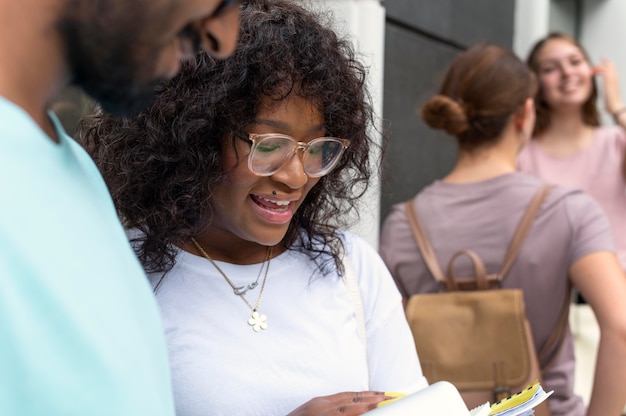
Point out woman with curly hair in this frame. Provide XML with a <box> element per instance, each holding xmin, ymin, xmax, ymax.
<box><xmin>78</xmin><ymin>1</ymin><xmax>427</xmax><ymax>415</ymax></box>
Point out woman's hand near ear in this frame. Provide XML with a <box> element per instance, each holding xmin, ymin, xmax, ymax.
<box><xmin>594</xmin><ymin>58</ymin><xmax>625</xmax><ymax>118</ymax></box>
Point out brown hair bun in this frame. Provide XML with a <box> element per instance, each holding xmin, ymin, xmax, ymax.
<box><xmin>421</xmin><ymin>95</ymin><xmax>468</xmax><ymax>136</ymax></box>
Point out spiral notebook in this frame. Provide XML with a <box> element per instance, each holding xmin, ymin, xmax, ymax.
<box><xmin>364</xmin><ymin>380</ymin><xmax>552</xmax><ymax>416</ymax></box>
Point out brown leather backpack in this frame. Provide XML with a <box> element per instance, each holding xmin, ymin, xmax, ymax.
<box><xmin>399</xmin><ymin>185</ymin><xmax>569</xmax><ymax>415</ymax></box>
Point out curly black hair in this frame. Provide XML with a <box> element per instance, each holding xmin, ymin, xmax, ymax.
<box><xmin>78</xmin><ymin>0</ymin><xmax>379</xmax><ymax>275</ymax></box>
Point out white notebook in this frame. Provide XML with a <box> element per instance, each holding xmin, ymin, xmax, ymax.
<box><xmin>364</xmin><ymin>381</ymin><xmax>469</xmax><ymax>416</ymax></box>
<box><xmin>364</xmin><ymin>380</ymin><xmax>553</xmax><ymax>416</ymax></box>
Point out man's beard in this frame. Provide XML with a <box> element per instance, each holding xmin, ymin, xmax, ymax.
<box><xmin>76</xmin><ymin>75</ymin><xmax>160</xmax><ymax>116</ymax></box>
<box><xmin>58</xmin><ymin>18</ymin><xmax>161</xmax><ymax>116</ymax></box>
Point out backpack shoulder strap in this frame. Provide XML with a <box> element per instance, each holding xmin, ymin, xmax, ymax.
<box><xmin>496</xmin><ymin>183</ymin><xmax>569</xmax><ymax>367</ymax></box>
<box><xmin>498</xmin><ymin>184</ymin><xmax>554</xmax><ymax>278</ymax></box>
<box><xmin>403</xmin><ymin>184</ymin><xmax>553</xmax><ymax>286</ymax></box>
<box><xmin>404</xmin><ymin>198</ymin><xmax>446</xmax><ymax>284</ymax></box>
<box><xmin>340</xmin><ymin>247</ymin><xmax>370</xmax><ymax>382</ymax></box>
<box><xmin>538</xmin><ymin>281</ymin><xmax>571</xmax><ymax>367</ymax></box>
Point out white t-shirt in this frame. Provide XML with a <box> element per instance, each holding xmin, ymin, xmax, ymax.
<box><xmin>149</xmin><ymin>231</ymin><xmax>428</xmax><ymax>416</ymax></box>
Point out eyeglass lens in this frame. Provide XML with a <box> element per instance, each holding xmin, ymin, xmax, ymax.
<box><xmin>249</xmin><ymin>135</ymin><xmax>346</xmax><ymax>177</ymax></box>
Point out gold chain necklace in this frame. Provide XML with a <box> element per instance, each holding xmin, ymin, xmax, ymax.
<box><xmin>233</xmin><ymin>246</ymin><xmax>271</xmax><ymax>296</ymax></box>
<box><xmin>190</xmin><ymin>237</ymin><xmax>272</xmax><ymax>332</ymax></box>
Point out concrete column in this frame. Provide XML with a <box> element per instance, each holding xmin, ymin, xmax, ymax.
<box><xmin>513</xmin><ymin>0</ymin><xmax>550</xmax><ymax>59</ymax></box>
<box><xmin>581</xmin><ymin>0</ymin><xmax>626</xmax><ymax>122</ymax></box>
<box><xmin>315</xmin><ymin>0</ymin><xmax>386</xmax><ymax>248</ymax></box>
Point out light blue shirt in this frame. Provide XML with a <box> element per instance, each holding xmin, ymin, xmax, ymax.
<box><xmin>0</xmin><ymin>97</ymin><xmax>175</xmax><ymax>416</ymax></box>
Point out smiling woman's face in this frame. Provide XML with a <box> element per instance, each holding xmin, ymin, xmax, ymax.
<box><xmin>535</xmin><ymin>38</ymin><xmax>594</xmax><ymax>110</ymax></box>
<box><xmin>206</xmin><ymin>93</ymin><xmax>325</xmax><ymax>255</ymax></box>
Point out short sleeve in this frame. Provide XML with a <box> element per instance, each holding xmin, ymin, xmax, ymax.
<box><xmin>612</xmin><ymin>125</ymin><xmax>626</xmax><ymax>154</ymax></box>
<box><xmin>563</xmin><ymin>191</ymin><xmax>616</xmax><ymax>265</ymax></box>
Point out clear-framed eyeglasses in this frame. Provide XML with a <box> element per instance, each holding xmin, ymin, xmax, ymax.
<box><xmin>242</xmin><ymin>133</ymin><xmax>350</xmax><ymax>178</ymax></box>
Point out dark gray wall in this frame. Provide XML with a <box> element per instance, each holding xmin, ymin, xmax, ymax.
<box><xmin>380</xmin><ymin>0</ymin><xmax>516</xmax><ymax>223</ymax></box>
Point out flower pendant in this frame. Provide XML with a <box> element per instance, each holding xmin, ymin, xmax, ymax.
<box><xmin>248</xmin><ymin>310</ymin><xmax>268</xmax><ymax>332</ymax></box>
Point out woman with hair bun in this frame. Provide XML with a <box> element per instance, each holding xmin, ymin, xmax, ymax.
<box><xmin>379</xmin><ymin>43</ymin><xmax>626</xmax><ymax>416</ymax></box>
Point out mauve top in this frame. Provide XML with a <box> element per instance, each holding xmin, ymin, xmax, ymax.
<box><xmin>518</xmin><ymin>126</ymin><xmax>626</xmax><ymax>269</ymax></box>
<box><xmin>379</xmin><ymin>173</ymin><xmax>614</xmax><ymax>416</ymax></box>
